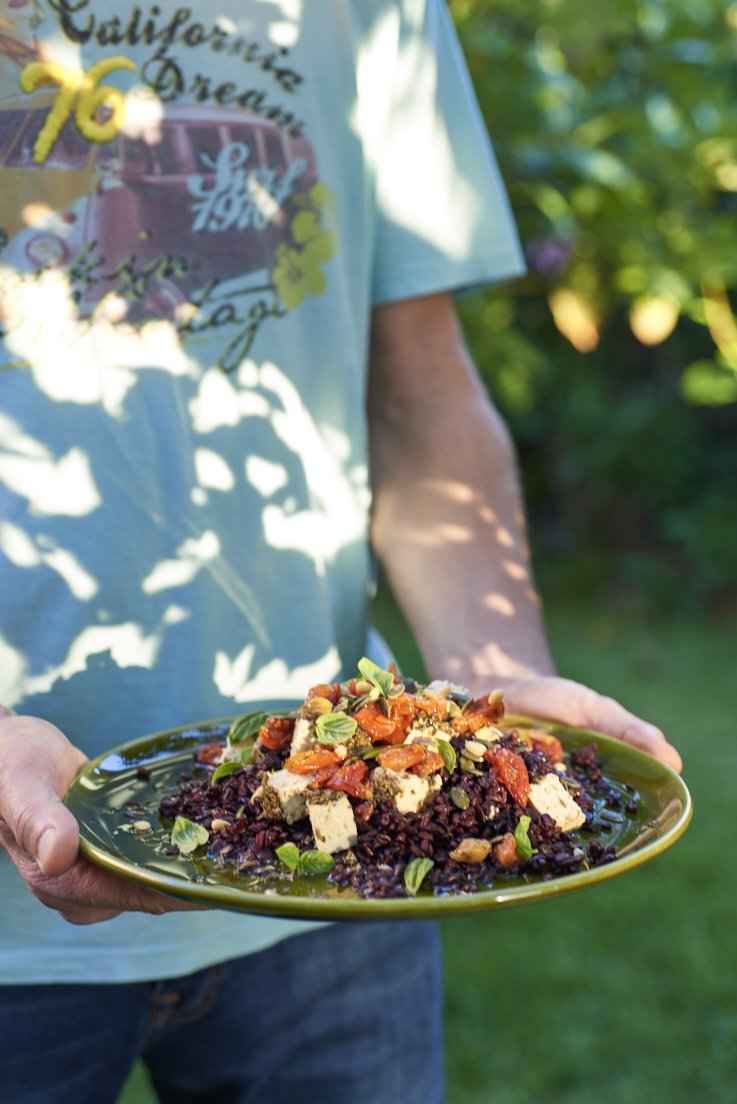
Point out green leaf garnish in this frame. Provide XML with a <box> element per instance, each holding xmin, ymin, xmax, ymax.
<box><xmin>356</xmin><ymin>745</ymin><xmax>385</xmax><ymax>760</ymax></box>
<box><xmin>404</xmin><ymin>857</ymin><xmax>434</xmax><ymax>897</ymax></box>
<box><xmin>275</xmin><ymin>844</ymin><xmax>335</xmax><ymax>876</ymax></box>
<box><xmin>275</xmin><ymin>843</ymin><xmax>301</xmax><ymax>872</ymax></box>
<box><xmin>315</xmin><ymin>712</ymin><xmax>358</xmax><ymax>745</ymax></box>
<box><xmin>170</xmin><ymin>816</ymin><xmax>209</xmax><ymax>855</ymax></box>
<box><xmin>514</xmin><ymin>815</ymin><xmax>537</xmax><ymax>862</ymax></box>
<box><xmin>299</xmin><ymin>850</ymin><xmax>336</xmax><ymax>876</ymax></box>
<box><xmin>211</xmin><ymin>759</ymin><xmax>245</xmax><ymax>784</ymax></box>
<box><xmin>357</xmin><ymin>656</ymin><xmax>394</xmax><ymax>698</ymax></box>
<box><xmin>228</xmin><ymin>711</ymin><xmax>267</xmax><ymax>745</ymax></box>
<box><xmin>437</xmin><ymin>739</ymin><xmax>457</xmax><ymax>774</ymax></box>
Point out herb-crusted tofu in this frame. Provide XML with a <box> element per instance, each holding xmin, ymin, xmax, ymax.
<box><xmin>528</xmin><ymin>772</ymin><xmax>586</xmax><ymax>832</ymax></box>
<box><xmin>260</xmin><ymin>769</ymin><xmax>314</xmax><ymax>824</ymax></box>
<box><xmin>289</xmin><ymin>717</ymin><xmax>316</xmax><ymax>756</ymax></box>
<box><xmin>372</xmin><ymin>766</ymin><xmax>441</xmax><ymax>815</ymax></box>
<box><xmin>306</xmin><ymin>793</ymin><xmax>358</xmax><ymax>854</ymax></box>
<box><xmin>404</xmin><ymin>720</ymin><xmax>453</xmax><ymax>745</ymax></box>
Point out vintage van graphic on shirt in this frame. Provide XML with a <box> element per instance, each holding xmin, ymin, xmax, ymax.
<box><xmin>0</xmin><ymin>14</ymin><xmax>338</xmax><ymax>374</ymax></box>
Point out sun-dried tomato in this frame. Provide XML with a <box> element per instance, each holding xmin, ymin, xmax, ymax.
<box><xmin>493</xmin><ymin>832</ymin><xmax>519</xmax><ymax>870</ymax></box>
<box><xmin>195</xmin><ymin>740</ymin><xmax>223</xmax><ymax>765</ymax></box>
<box><xmin>325</xmin><ymin>760</ymin><xmax>373</xmax><ymax>800</ymax></box>
<box><xmin>307</xmin><ymin>683</ymin><xmax>342</xmax><ymax>705</ymax></box>
<box><xmin>412</xmin><ymin>696</ymin><xmax>448</xmax><ymax>722</ymax></box>
<box><xmin>309</xmin><ymin>765</ymin><xmax>340</xmax><ymax>789</ymax></box>
<box><xmin>528</xmin><ymin>730</ymin><xmax>564</xmax><ymax>764</ymax></box>
<box><xmin>285</xmin><ymin>748</ymin><xmax>341</xmax><ymax>775</ymax></box>
<box><xmin>485</xmin><ymin>747</ymin><xmax>530</xmax><ymax>807</ymax></box>
<box><xmin>452</xmin><ymin>693</ymin><xmax>504</xmax><ymax>734</ymax></box>
<box><xmin>354</xmin><ymin>703</ymin><xmax>403</xmax><ymax>744</ymax></box>
<box><xmin>411</xmin><ymin>749</ymin><xmax>445</xmax><ymax>777</ymax></box>
<box><xmin>388</xmin><ymin>694</ymin><xmax>416</xmax><ymax>730</ymax></box>
<box><xmin>258</xmin><ymin>717</ymin><xmax>295</xmax><ymax>751</ymax></box>
<box><xmin>377</xmin><ymin>744</ymin><xmax>426</xmax><ymax>771</ymax></box>
<box><xmin>356</xmin><ymin>694</ymin><xmax>446</xmax><ymax>745</ymax></box>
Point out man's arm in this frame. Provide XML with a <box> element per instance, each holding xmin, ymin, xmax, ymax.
<box><xmin>368</xmin><ymin>292</ymin><xmax>682</xmax><ymax>771</ymax></box>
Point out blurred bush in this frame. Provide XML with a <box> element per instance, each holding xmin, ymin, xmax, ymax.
<box><xmin>450</xmin><ymin>0</ymin><xmax>737</xmax><ymax>608</ymax></box>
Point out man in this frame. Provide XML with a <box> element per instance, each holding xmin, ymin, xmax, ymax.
<box><xmin>0</xmin><ymin>2</ymin><xmax>680</xmax><ymax>1102</ymax></box>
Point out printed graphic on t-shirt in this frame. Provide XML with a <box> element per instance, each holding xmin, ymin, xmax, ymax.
<box><xmin>0</xmin><ymin>1</ymin><xmax>338</xmax><ymax>374</ymax></box>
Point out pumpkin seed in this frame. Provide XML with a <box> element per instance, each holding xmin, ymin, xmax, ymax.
<box><xmin>450</xmin><ymin>786</ymin><xmax>470</xmax><ymax>809</ymax></box>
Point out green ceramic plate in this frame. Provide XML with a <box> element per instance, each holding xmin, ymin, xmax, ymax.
<box><xmin>66</xmin><ymin>714</ymin><xmax>692</xmax><ymax>919</ymax></box>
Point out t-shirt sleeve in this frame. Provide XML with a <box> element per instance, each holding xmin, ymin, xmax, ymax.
<box><xmin>371</xmin><ymin>0</ymin><xmax>525</xmax><ymax>305</ymax></box>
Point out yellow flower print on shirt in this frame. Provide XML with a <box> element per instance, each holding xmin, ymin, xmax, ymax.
<box><xmin>272</xmin><ymin>182</ymin><xmax>338</xmax><ymax>311</ymax></box>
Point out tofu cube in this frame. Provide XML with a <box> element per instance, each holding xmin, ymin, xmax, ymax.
<box><xmin>372</xmin><ymin>767</ymin><xmax>441</xmax><ymax>815</ymax></box>
<box><xmin>289</xmin><ymin>717</ymin><xmax>316</xmax><ymax>755</ymax></box>
<box><xmin>260</xmin><ymin>769</ymin><xmax>313</xmax><ymax>824</ymax></box>
<box><xmin>528</xmin><ymin>773</ymin><xmax>586</xmax><ymax>832</ymax></box>
<box><xmin>307</xmin><ymin>794</ymin><xmax>358</xmax><ymax>854</ymax></box>
<box><xmin>404</xmin><ymin>722</ymin><xmax>453</xmax><ymax>745</ymax></box>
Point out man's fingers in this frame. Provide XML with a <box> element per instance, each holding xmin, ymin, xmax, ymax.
<box><xmin>1</xmin><ymin>773</ymin><xmax>81</xmax><ymax>875</ymax></box>
<box><xmin>498</xmin><ymin>676</ymin><xmax>682</xmax><ymax>772</ymax></box>
<box><xmin>1</xmin><ymin>827</ymin><xmax>203</xmax><ymax>921</ymax></box>
<box><xmin>0</xmin><ymin>716</ymin><xmax>87</xmax><ymax>874</ymax></box>
<box><xmin>0</xmin><ymin>715</ymin><xmax>204</xmax><ymax>922</ymax></box>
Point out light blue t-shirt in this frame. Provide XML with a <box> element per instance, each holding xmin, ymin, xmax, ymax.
<box><xmin>0</xmin><ymin>0</ymin><xmax>524</xmax><ymax>983</ymax></box>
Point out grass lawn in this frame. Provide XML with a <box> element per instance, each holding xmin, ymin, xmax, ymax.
<box><xmin>439</xmin><ymin>596</ymin><xmax>737</xmax><ymax>1104</ymax></box>
<box><xmin>117</xmin><ymin>588</ymin><xmax>737</xmax><ymax>1104</ymax></box>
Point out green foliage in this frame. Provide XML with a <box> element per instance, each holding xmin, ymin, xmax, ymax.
<box><xmin>450</xmin><ymin>0</ymin><xmax>737</xmax><ymax>605</ymax></box>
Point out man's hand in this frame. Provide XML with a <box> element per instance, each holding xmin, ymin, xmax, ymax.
<box><xmin>474</xmin><ymin>674</ymin><xmax>682</xmax><ymax>772</ymax></box>
<box><xmin>0</xmin><ymin>713</ymin><xmax>200</xmax><ymax>924</ymax></box>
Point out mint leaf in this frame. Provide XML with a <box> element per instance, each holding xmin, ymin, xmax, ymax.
<box><xmin>300</xmin><ymin>850</ymin><xmax>335</xmax><ymax>876</ymax></box>
<box><xmin>437</xmin><ymin>739</ymin><xmax>457</xmax><ymax>774</ymax></box>
<box><xmin>514</xmin><ymin>815</ymin><xmax>537</xmax><ymax>862</ymax></box>
<box><xmin>275</xmin><ymin>845</ymin><xmax>334</xmax><ymax>876</ymax></box>
<box><xmin>404</xmin><ymin>857</ymin><xmax>434</xmax><ymax>897</ymax></box>
<box><xmin>211</xmin><ymin>759</ymin><xmax>244</xmax><ymax>784</ymax></box>
<box><xmin>315</xmin><ymin>712</ymin><xmax>357</xmax><ymax>745</ymax></box>
<box><xmin>275</xmin><ymin>843</ymin><xmax>301</xmax><ymax>872</ymax></box>
<box><xmin>171</xmin><ymin>816</ymin><xmax>209</xmax><ymax>855</ymax></box>
<box><xmin>357</xmin><ymin>656</ymin><xmax>394</xmax><ymax>698</ymax></box>
<box><xmin>228</xmin><ymin>711</ymin><xmax>267</xmax><ymax>745</ymax></box>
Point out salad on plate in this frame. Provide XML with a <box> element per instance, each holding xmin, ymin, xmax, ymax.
<box><xmin>158</xmin><ymin>659</ymin><xmax>638</xmax><ymax>899</ymax></box>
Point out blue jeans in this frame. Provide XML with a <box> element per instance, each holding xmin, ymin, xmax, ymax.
<box><xmin>0</xmin><ymin>920</ymin><xmax>443</xmax><ymax>1104</ymax></box>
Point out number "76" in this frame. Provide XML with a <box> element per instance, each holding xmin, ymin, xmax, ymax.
<box><xmin>20</xmin><ymin>56</ymin><xmax>137</xmax><ymax>164</ymax></box>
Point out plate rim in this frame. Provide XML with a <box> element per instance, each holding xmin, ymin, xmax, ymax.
<box><xmin>69</xmin><ymin>713</ymin><xmax>693</xmax><ymax>919</ymax></box>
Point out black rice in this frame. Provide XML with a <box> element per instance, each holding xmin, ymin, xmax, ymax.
<box><xmin>159</xmin><ymin>731</ymin><xmax>622</xmax><ymax>899</ymax></box>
